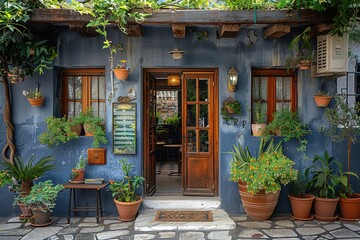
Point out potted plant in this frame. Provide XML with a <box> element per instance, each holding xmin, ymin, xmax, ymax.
<box><xmin>313</xmin><ymin>91</ymin><xmax>332</xmax><ymax>107</ymax></box>
<box><xmin>229</xmin><ymin>138</ymin><xmax>297</xmax><ymax>220</ymax></box>
<box><xmin>22</xmin><ymin>88</ymin><xmax>44</xmax><ymax>107</ymax></box>
<box><xmin>1</xmin><ymin>155</ymin><xmax>55</xmax><ymax>219</ymax></box>
<box><xmin>109</xmin><ymin>158</ymin><xmax>145</xmax><ymax>221</ymax></box>
<box><xmin>251</xmin><ymin>101</ymin><xmax>267</xmax><ymax>136</ymax></box>
<box><xmin>288</xmin><ymin>27</ymin><xmax>313</xmax><ymax>70</ymax></box>
<box><xmin>38</xmin><ymin>116</ymin><xmax>80</xmax><ymax>148</ymax></box>
<box><xmin>288</xmin><ymin>171</ymin><xmax>315</xmax><ymax>220</ymax></box>
<box><xmin>263</xmin><ymin>109</ymin><xmax>310</xmax><ymax>154</ymax></box>
<box><xmin>71</xmin><ymin>156</ymin><xmax>87</xmax><ymax>183</ymax></box>
<box><xmin>7</xmin><ymin>66</ymin><xmax>25</xmax><ymax>83</ymax></box>
<box><xmin>113</xmin><ymin>60</ymin><xmax>129</xmax><ymax>80</ymax></box>
<box><xmin>321</xmin><ymin>95</ymin><xmax>360</xmax><ymax>220</ymax></box>
<box><xmin>221</xmin><ymin>97</ymin><xmax>241</xmax><ymax>120</ymax></box>
<box><xmin>15</xmin><ymin>180</ymin><xmax>64</xmax><ymax>226</ymax></box>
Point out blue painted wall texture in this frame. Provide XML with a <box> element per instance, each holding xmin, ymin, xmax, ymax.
<box><xmin>0</xmin><ymin>26</ymin><xmax>358</xmax><ymax>217</ymax></box>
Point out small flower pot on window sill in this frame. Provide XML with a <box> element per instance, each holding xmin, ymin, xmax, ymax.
<box><xmin>114</xmin><ymin>68</ymin><xmax>129</xmax><ymax>80</ymax></box>
<box><xmin>27</xmin><ymin>97</ymin><xmax>44</xmax><ymax>107</ymax></box>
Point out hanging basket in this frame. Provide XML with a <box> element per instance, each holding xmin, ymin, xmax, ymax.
<box><xmin>298</xmin><ymin>60</ymin><xmax>311</xmax><ymax>70</ymax></box>
<box><xmin>27</xmin><ymin>97</ymin><xmax>44</xmax><ymax>107</ymax></box>
<box><xmin>314</xmin><ymin>95</ymin><xmax>332</xmax><ymax>107</ymax></box>
<box><xmin>114</xmin><ymin>68</ymin><xmax>129</xmax><ymax>80</ymax></box>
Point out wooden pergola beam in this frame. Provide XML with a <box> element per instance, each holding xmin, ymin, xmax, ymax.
<box><xmin>172</xmin><ymin>24</ymin><xmax>186</xmax><ymax>38</ymax></box>
<box><xmin>219</xmin><ymin>24</ymin><xmax>240</xmax><ymax>38</ymax></box>
<box><xmin>264</xmin><ymin>24</ymin><xmax>290</xmax><ymax>39</ymax></box>
<box><xmin>30</xmin><ymin>9</ymin><xmax>335</xmax><ymax>25</ymax></box>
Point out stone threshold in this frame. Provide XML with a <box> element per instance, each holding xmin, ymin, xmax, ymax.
<box><xmin>142</xmin><ymin>196</ymin><xmax>221</xmax><ymax>209</ymax></box>
<box><xmin>134</xmin><ymin>209</ymin><xmax>236</xmax><ymax>231</ymax></box>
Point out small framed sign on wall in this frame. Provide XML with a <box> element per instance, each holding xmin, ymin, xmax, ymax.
<box><xmin>112</xmin><ymin>103</ymin><xmax>136</xmax><ymax>154</ymax></box>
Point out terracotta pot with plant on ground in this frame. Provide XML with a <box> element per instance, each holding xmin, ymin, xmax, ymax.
<box><xmin>339</xmin><ymin>194</ymin><xmax>360</xmax><ymax>220</ymax></box>
<box><xmin>229</xmin><ymin>138</ymin><xmax>297</xmax><ymax>220</ymax></box>
<box><xmin>109</xmin><ymin>158</ymin><xmax>145</xmax><ymax>221</ymax></box>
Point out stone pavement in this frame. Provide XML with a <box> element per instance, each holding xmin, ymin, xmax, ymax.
<box><xmin>0</xmin><ymin>211</ymin><xmax>360</xmax><ymax>240</ymax></box>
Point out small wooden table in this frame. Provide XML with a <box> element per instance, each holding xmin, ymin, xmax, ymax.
<box><xmin>63</xmin><ymin>182</ymin><xmax>109</xmax><ymax>223</ymax></box>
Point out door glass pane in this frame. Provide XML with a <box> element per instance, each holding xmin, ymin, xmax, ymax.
<box><xmin>187</xmin><ymin>78</ymin><xmax>196</xmax><ymax>102</ymax></box>
<box><xmin>199</xmin><ymin>79</ymin><xmax>208</xmax><ymax>102</ymax></box>
<box><xmin>186</xmin><ymin>104</ymin><xmax>196</xmax><ymax>127</ymax></box>
<box><xmin>187</xmin><ymin>130</ymin><xmax>197</xmax><ymax>153</ymax></box>
<box><xmin>200</xmin><ymin>130</ymin><xmax>209</xmax><ymax>152</ymax></box>
<box><xmin>199</xmin><ymin>104</ymin><xmax>208</xmax><ymax>127</ymax></box>
<box><xmin>68</xmin><ymin>76</ymin><xmax>82</xmax><ymax>100</ymax></box>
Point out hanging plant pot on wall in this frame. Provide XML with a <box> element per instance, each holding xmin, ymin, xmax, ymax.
<box><xmin>298</xmin><ymin>60</ymin><xmax>311</xmax><ymax>70</ymax></box>
<box><xmin>314</xmin><ymin>95</ymin><xmax>332</xmax><ymax>107</ymax></box>
<box><xmin>114</xmin><ymin>68</ymin><xmax>129</xmax><ymax>80</ymax></box>
<box><xmin>27</xmin><ymin>97</ymin><xmax>44</xmax><ymax>107</ymax></box>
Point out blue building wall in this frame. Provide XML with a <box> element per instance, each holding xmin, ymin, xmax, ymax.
<box><xmin>0</xmin><ymin>26</ymin><xmax>357</xmax><ymax>217</ymax></box>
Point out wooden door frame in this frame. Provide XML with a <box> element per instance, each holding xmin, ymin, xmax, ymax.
<box><xmin>142</xmin><ymin>68</ymin><xmax>219</xmax><ymax>196</ymax></box>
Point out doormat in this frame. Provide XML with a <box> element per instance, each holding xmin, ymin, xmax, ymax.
<box><xmin>154</xmin><ymin>210</ymin><xmax>213</xmax><ymax>222</ymax></box>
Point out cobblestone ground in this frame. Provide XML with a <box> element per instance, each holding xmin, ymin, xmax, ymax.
<box><xmin>0</xmin><ymin>214</ymin><xmax>360</xmax><ymax>240</ymax></box>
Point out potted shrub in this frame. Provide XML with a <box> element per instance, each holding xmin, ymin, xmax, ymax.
<box><xmin>221</xmin><ymin>97</ymin><xmax>241</xmax><ymax>120</ymax></box>
<box><xmin>22</xmin><ymin>88</ymin><xmax>44</xmax><ymax>106</ymax></box>
<box><xmin>288</xmin><ymin>27</ymin><xmax>313</xmax><ymax>70</ymax></box>
<box><xmin>263</xmin><ymin>109</ymin><xmax>310</xmax><ymax>154</ymax></box>
<box><xmin>15</xmin><ymin>180</ymin><xmax>64</xmax><ymax>226</ymax></box>
<box><xmin>313</xmin><ymin>91</ymin><xmax>332</xmax><ymax>107</ymax></box>
<box><xmin>321</xmin><ymin>95</ymin><xmax>360</xmax><ymax>220</ymax></box>
<box><xmin>113</xmin><ymin>60</ymin><xmax>129</xmax><ymax>80</ymax></box>
<box><xmin>229</xmin><ymin>138</ymin><xmax>297</xmax><ymax>220</ymax></box>
<box><xmin>109</xmin><ymin>158</ymin><xmax>145</xmax><ymax>221</ymax></box>
<box><xmin>71</xmin><ymin>156</ymin><xmax>87</xmax><ymax>183</ymax></box>
<box><xmin>0</xmin><ymin>155</ymin><xmax>55</xmax><ymax>219</ymax></box>
<box><xmin>288</xmin><ymin>171</ymin><xmax>315</xmax><ymax>220</ymax></box>
<box><xmin>251</xmin><ymin>101</ymin><xmax>267</xmax><ymax>136</ymax></box>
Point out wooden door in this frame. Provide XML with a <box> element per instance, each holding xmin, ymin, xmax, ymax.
<box><xmin>182</xmin><ymin>72</ymin><xmax>218</xmax><ymax>196</ymax></box>
<box><xmin>143</xmin><ymin>73</ymin><xmax>157</xmax><ymax>195</ymax></box>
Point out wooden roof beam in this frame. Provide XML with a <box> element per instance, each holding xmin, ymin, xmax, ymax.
<box><xmin>264</xmin><ymin>24</ymin><xmax>290</xmax><ymax>39</ymax></box>
<box><xmin>310</xmin><ymin>24</ymin><xmax>332</xmax><ymax>37</ymax></box>
<box><xmin>219</xmin><ymin>24</ymin><xmax>240</xmax><ymax>38</ymax></box>
<box><xmin>172</xmin><ymin>24</ymin><xmax>186</xmax><ymax>38</ymax></box>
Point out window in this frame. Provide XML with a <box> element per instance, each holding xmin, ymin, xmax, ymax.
<box><xmin>252</xmin><ymin>69</ymin><xmax>296</xmax><ymax>122</ymax></box>
<box><xmin>62</xmin><ymin>68</ymin><xmax>106</xmax><ymax>120</ymax></box>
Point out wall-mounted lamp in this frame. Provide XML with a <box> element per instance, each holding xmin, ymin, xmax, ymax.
<box><xmin>227</xmin><ymin>67</ymin><xmax>238</xmax><ymax>92</ymax></box>
<box><xmin>167</xmin><ymin>74</ymin><xmax>181</xmax><ymax>86</ymax></box>
<box><xmin>168</xmin><ymin>48</ymin><xmax>187</xmax><ymax>60</ymax></box>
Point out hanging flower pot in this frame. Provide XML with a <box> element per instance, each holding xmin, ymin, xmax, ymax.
<box><xmin>27</xmin><ymin>97</ymin><xmax>44</xmax><ymax>107</ymax></box>
<box><xmin>114</xmin><ymin>68</ymin><xmax>129</xmax><ymax>80</ymax></box>
<box><xmin>298</xmin><ymin>60</ymin><xmax>311</xmax><ymax>70</ymax></box>
<box><xmin>314</xmin><ymin>95</ymin><xmax>332</xmax><ymax>107</ymax></box>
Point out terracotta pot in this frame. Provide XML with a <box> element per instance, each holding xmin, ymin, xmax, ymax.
<box><xmin>288</xmin><ymin>194</ymin><xmax>315</xmax><ymax>220</ymax></box>
<box><xmin>339</xmin><ymin>194</ymin><xmax>360</xmax><ymax>220</ymax></box>
<box><xmin>298</xmin><ymin>60</ymin><xmax>311</xmax><ymax>70</ymax></box>
<box><xmin>238</xmin><ymin>182</ymin><xmax>280</xmax><ymax>220</ymax></box>
<box><xmin>225</xmin><ymin>105</ymin><xmax>235</xmax><ymax>114</ymax></box>
<box><xmin>70</xmin><ymin>124</ymin><xmax>83</xmax><ymax>136</ymax></box>
<box><xmin>17</xmin><ymin>202</ymin><xmax>32</xmax><ymax>219</ymax></box>
<box><xmin>313</xmin><ymin>95</ymin><xmax>332</xmax><ymax>107</ymax></box>
<box><xmin>83</xmin><ymin>123</ymin><xmax>94</xmax><ymax>136</ymax></box>
<box><xmin>251</xmin><ymin>123</ymin><xmax>267</xmax><ymax>136</ymax></box>
<box><xmin>114</xmin><ymin>196</ymin><xmax>142</xmax><ymax>221</ymax></box>
<box><xmin>31</xmin><ymin>207</ymin><xmax>51</xmax><ymax>226</ymax></box>
<box><xmin>71</xmin><ymin>168</ymin><xmax>85</xmax><ymax>182</ymax></box>
<box><xmin>27</xmin><ymin>97</ymin><xmax>44</xmax><ymax>107</ymax></box>
<box><xmin>113</xmin><ymin>68</ymin><xmax>129</xmax><ymax>80</ymax></box>
<box><xmin>314</xmin><ymin>197</ymin><xmax>339</xmax><ymax>221</ymax></box>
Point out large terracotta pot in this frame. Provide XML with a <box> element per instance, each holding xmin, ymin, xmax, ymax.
<box><xmin>238</xmin><ymin>182</ymin><xmax>280</xmax><ymax>220</ymax></box>
<box><xmin>114</xmin><ymin>196</ymin><xmax>142</xmax><ymax>221</ymax></box>
<box><xmin>113</xmin><ymin>68</ymin><xmax>129</xmax><ymax>80</ymax></box>
<box><xmin>314</xmin><ymin>197</ymin><xmax>339</xmax><ymax>221</ymax></box>
<box><xmin>27</xmin><ymin>97</ymin><xmax>44</xmax><ymax>107</ymax></box>
<box><xmin>83</xmin><ymin>123</ymin><xmax>94</xmax><ymax>136</ymax></box>
<box><xmin>70</xmin><ymin>123</ymin><xmax>83</xmax><ymax>136</ymax></box>
<box><xmin>251</xmin><ymin>123</ymin><xmax>267</xmax><ymax>136</ymax></box>
<box><xmin>313</xmin><ymin>96</ymin><xmax>332</xmax><ymax>107</ymax></box>
<box><xmin>17</xmin><ymin>202</ymin><xmax>32</xmax><ymax>219</ymax></box>
<box><xmin>31</xmin><ymin>207</ymin><xmax>52</xmax><ymax>226</ymax></box>
<box><xmin>339</xmin><ymin>194</ymin><xmax>360</xmax><ymax>220</ymax></box>
<box><xmin>71</xmin><ymin>168</ymin><xmax>85</xmax><ymax>182</ymax></box>
<box><xmin>288</xmin><ymin>194</ymin><xmax>315</xmax><ymax>220</ymax></box>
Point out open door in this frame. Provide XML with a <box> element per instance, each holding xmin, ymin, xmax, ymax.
<box><xmin>143</xmin><ymin>73</ymin><xmax>157</xmax><ymax>195</ymax></box>
<box><xmin>182</xmin><ymin>72</ymin><xmax>218</xmax><ymax>196</ymax></box>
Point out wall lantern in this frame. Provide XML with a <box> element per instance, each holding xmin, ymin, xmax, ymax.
<box><xmin>167</xmin><ymin>74</ymin><xmax>181</xmax><ymax>86</ymax></box>
<box><xmin>227</xmin><ymin>67</ymin><xmax>238</xmax><ymax>92</ymax></box>
<box><xmin>168</xmin><ymin>48</ymin><xmax>187</xmax><ymax>60</ymax></box>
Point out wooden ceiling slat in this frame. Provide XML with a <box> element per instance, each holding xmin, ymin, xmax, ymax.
<box><xmin>264</xmin><ymin>24</ymin><xmax>290</xmax><ymax>39</ymax></box>
<box><xmin>219</xmin><ymin>24</ymin><xmax>240</xmax><ymax>38</ymax></box>
<box><xmin>172</xmin><ymin>24</ymin><xmax>186</xmax><ymax>38</ymax></box>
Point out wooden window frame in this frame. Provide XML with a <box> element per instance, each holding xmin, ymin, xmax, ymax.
<box><xmin>62</xmin><ymin>68</ymin><xmax>106</xmax><ymax>118</ymax></box>
<box><xmin>252</xmin><ymin>68</ymin><xmax>297</xmax><ymax>122</ymax></box>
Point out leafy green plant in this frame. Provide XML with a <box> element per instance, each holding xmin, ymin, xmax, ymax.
<box><xmin>289</xmin><ymin>171</ymin><xmax>308</xmax><ymax>198</ymax></box>
<box><xmin>15</xmin><ymin>180</ymin><xmax>64</xmax><ymax>212</ymax></box>
<box><xmin>78</xmin><ymin>108</ymin><xmax>107</xmax><ymax>148</ymax></box>
<box><xmin>108</xmin><ymin>158</ymin><xmax>144</xmax><ymax>202</ymax></box>
<box><xmin>263</xmin><ymin>109</ymin><xmax>310</xmax><ymax>153</ymax></box>
<box><xmin>22</xmin><ymin>88</ymin><xmax>42</xmax><ymax>99</ymax></box>
<box><xmin>1</xmin><ymin>155</ymin><xmax>55</xmax><ymax>197</ymax></box>
<box><xmin>73</xmin><ymin>156</ymin><xmax>86</xmax><ymax>170</ymax></box>
<box><xmin>305</xmin><ymin>151</ymin><xmax>357</xmax><ymax>198</ymax></box>
<box><xmin>165</xmin><ymin>114</ymin><xmax>181</xmax><ymax>129</ymax></box>
<box><xmin>253</xmin><ymin>101</ymin><xmax>266</xmax><ymax>124</ymax></box>
<box><xmin>221</xmin><ymin>97</ymin><xmax>241</xmax><ymax>120</ymax></box>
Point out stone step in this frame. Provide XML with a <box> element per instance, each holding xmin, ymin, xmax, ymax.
<box><xmin>134</xmin><ymin>209</ymin><xmax>236</xmax><ymax>231</ymax></box>
<box><xmin>142</xmin><ymin>196</ymin><xmax>221</xmax><ymax>209</ymax></box>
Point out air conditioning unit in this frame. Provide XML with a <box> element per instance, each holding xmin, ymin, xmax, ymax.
<box><xmin>317</xmin><ymin>33</ymin><xmax>348</xmax><ymax>74</ymax></box>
